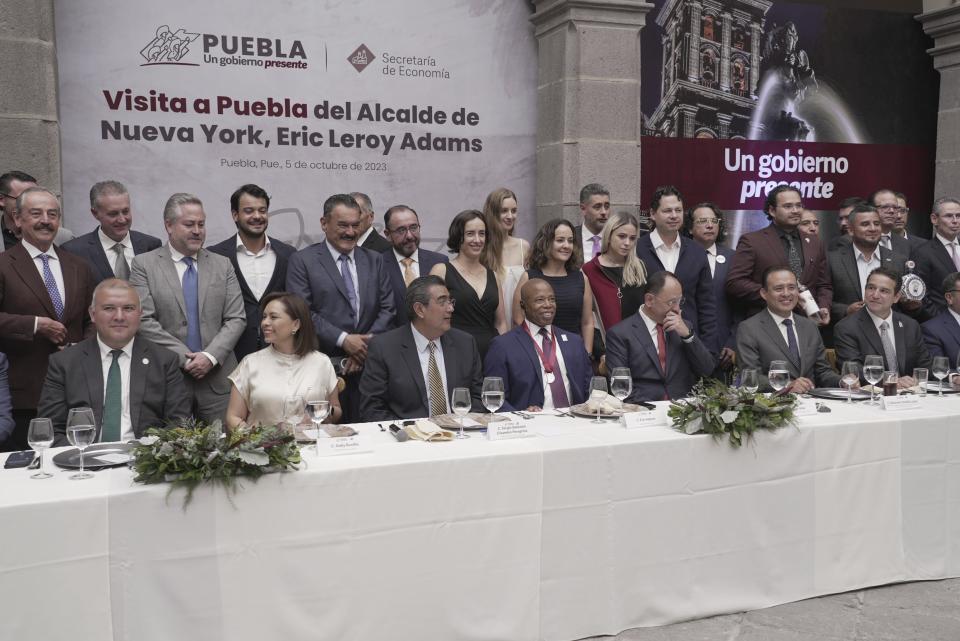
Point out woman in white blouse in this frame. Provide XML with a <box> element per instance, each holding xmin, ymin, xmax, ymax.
<box><xmin>226</xmin><ymin>292</ymin><xmax>341</xmax><ymax>430</ymax></box>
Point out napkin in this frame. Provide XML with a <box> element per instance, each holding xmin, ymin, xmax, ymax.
<box><xmin>584</xmin><ymin>391</ymin><xmax>623</xmax><ymax>414</ymax></box>
<box><xmin>404</xmin><ymin>419</ymin><xmax>455</xmax><ymax>442</ymax></box>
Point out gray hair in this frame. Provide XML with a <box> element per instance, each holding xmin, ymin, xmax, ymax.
<box><xmin>163</xmin><ymin>192</ymin><xmax>203</xmax><ymax>224</ymax></box>
<box><xmin>933</xmin><ymin>197</ymin><xmax>960</xmax><ymax>216</ymax></box>
<box><xmin>405</xmin><ymin>275</ymin><xmax>446</xmax><ymax>319</ymax></box>
<box><xmin>89</xmin><ymin>278</ymin><xmax>141</xmax><ymax>311</ymax></box>
<box><xmin>89</xmin><ymin>180</ymin><xmax>128</xmax><ymax>209</ymax></box>
<box><xmin>579</xmin><ymin>183</ymin><xmax>609</xmax><ymax>205</ymax></box>
<box><xmin>350</xmin><ymin>191</ymin><xmax>373</xmax><ymax>215</ymax></box>
<box><xmin>15</xmin><ymin>186</ymin><xmax>59</xmax><ymax>214</ymax></box>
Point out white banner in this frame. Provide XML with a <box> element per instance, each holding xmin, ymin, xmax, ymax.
<box><xmin>54</xmin><ymin>1</ymin><xmax>538</xmax><ymax>251</ymax></box>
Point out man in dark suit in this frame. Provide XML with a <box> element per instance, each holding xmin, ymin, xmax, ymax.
<box><xmin>736</xmin><ymin>266</ymin><xmax>839</xmax><ymax>392</ymax></box>
<box><xmin>871</xmin><ymin>188</ymin><xmax>914</xmax><ymax>260</ymax></box>
<box><xmin>352</xmin><ymin>191</ymin><xmax>392</xmax><ymax>253</ymax></box>
<box><xmin>575</xmin><ymin>183</ymin><xmax>611</xmax><ymax>262</ymax></box>
<box><xmin>636</xmin><ymin>186</ymin><xmax>717</xmax><ymax>351</ymax></box>
<box><xmin>892</xmin><ymin>192</ymin><xmax>928</xmax><ymax>252</ymax></box>
<box><xmin>915</xmin><ymin>197</ymin><xmax>960</xmax><ymax>322</ymax></box>
<box><xmin>381</xmin><ymin>204</ymin><xmax>448</xmax><ymax>324</ymax></box>
<box><xmin>605</xmin><ymin>271</ymin><xmax>715</xmax><ymax>402</ymax></box>
<box><xmin>0</xmin><ymin>353</ymin><xmax>14</xmax><ymax>446</ymax></box>
<box><xmin>208</xmin><ymin>184</ymin><xmax>295</xmax><ymax>361</ymax></box>
<box><xmin>286</xmin><ymin>193</ymin><xmax>395</xmax><ymax>421</ymax></box>
<box><xmin>61</xmin><ymin>180</ymin><xmax>162</xmax><ymax>283</ymax></box>
<box><xmin>359</xmin><ymin>275</ymin><xmax>482</xmax><ymax>421</ymax></box>
<box><xmin>484</xmin><ymin>278</ymin><xmax>592</xmax><ymax>411</ymax></box>
<box><xmin>0</xmin><ymin>187</ymin><xmax>95</xmax><ymax>451</ymax></box>
<box><xmin>38</xmin><ymin>279</ymin><xmax>190</xmax><ymax>446</ymax></box>
<box><xmin>726</xmin><ymin>185</ymin><xmax>832</xmax><ymax>323</ymax></box>
<box><xmin>826</xmin><ymin>196</ymin><xmax>866</xmax><ymax>252</ymax></box>
<box><xmin>835</xmin><ymin>268</ymin><xmax>931</xmax><ymax>389</ymax></box>
<box><xmin>922</xmin><ymin>272</ymin><xmax>960</xmax><ymax>359</ymax></box>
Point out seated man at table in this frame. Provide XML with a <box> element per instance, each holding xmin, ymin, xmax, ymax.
<box><xmin>736</xmin><ymin>266</ymin><xmax>840</xmax><ymax>393</ymax></box>
<box><xmin>484</xmin><ymin>278</ymin><xmax>592</xmax><ymax>411</ymax></box>
<box><xmin>835</xmin><ymin>267</ymin><xmax>931</xmax><ymax>390</ymax></box>
<box><xmin>605</xmin><ymin>271</ymin><xmax>715</xmax><ymax>402</ymax></box>
<box><xmin>359</xmin><ymin>275</ymin><xmax>483</xmax><ymax>421</ymax></box>
<box><xmin>922</xmin><ymin>272</ymin><xmax>960</xmax><ymax>360</ymax></box>
<box><xmin>38</xmin><ymin>279</ymin><xmax>191</xmax><ymax>446</ymax></box>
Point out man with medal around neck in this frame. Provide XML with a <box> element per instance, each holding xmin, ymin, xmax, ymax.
<box><xmin>484</xmin><ymin>279</ymin><xmax>592</xmax><ymax>412</ymax></box>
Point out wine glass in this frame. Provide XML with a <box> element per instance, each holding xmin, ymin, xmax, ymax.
<box><xmin>66</xmin><ymin>407</ymin><xmax>97</xmax><ymax>480</ymax></box>
<box><xmin>27</xmin><ymin>417</ymin><xmax>54</xmax><ymax>479</ymax></box>
<box><xmin>840</xmin><ymin>361</ymin><xmax>859</xmax><ymax>404</ymax></box>
<box><xmin>740</xmin><ymin>369</ymin><xmax>759</xmax><ymax>395</ymax></box>
<box><xmin>482</xmin><ymin>377</ymin><xmax>505</xmax><ymax>415</ymax></box>
<box><xmin>589</xmin><ymin>376</ymin><xmax>608</xmax><ymax>423</ymax></box>
<box><xmin>610</xmin><ymin>368</ymin><xmax>632</xmax><ymax>407</ymax></box>
<box><xmin>768</xmin><ymin>360</ymin><xmax>790</xmax><ymax>394</ymax></box>
<box><xmin>932</xmin><ymin>356</ymin><xmax>950</xmax><ymax>397</ymax></box>
<box><xmin>451</xmin><ymin>387</ymin><xmax>472</xmax><ymax>440</ymax></box>
<box><xmin>305</xmin><ymin>399</ymin><xmax>330</xmax><ymax>453</ymax></box>
<box><xmin>863</xmin><ymin>355</ymin><xmax>884</xmax><ymax>405</ymax></box>
<box><xmin>282</xmin><ymin>395</ymin><xmax>305</xmax><ymax>434</ymax></box>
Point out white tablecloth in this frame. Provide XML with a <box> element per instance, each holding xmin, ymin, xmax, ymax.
<box><xmin>1</xmin><ymin>396</ymin><xmax>958</xmax><ymax>641</ymax></box>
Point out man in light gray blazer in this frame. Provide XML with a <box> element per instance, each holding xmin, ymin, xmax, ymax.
<box><xmin>737</xmin><ymin>266</ymin><xmax>840</xmax><ymax>392</ymax></box>
<box><xmin>130</xmin><ymin>193</ymin><xmax>245</xmax><ymax>423</ymax></box>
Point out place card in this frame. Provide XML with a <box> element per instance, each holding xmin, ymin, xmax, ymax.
<box><xmin>621</xmin><ymin>407</ymin><xmax>667</xmax><ymax>429</ymax></box>
<box><xmin>487</xmin><ymin>418</ymin><xmax>532</xmax><ymax>440</ymax></box>
<box><xmin>881</xmin><ymin>395</ymin><xmax>921</xmax><ymax>411</ymax></box>
<box><xmin>313</xmin><ymin>434</ymin><xmax>374</xmax><ymax>456</ymax></box>
<box><xmin>794</xmin><ymin>398</ymin><xmax>819</xmax><ymax>416</ymax></box>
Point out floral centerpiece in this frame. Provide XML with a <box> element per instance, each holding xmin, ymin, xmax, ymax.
<box><xmin>131</xmin><ymin>419</ymin><xmax>301</xmax><ymax>506</ymax></box>
<box><xmin>668</xmin><ymin>379</ymin><xmax>798</xmax><ymax>447</ymax></box>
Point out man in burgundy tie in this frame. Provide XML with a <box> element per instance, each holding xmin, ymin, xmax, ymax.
<box><xmin>605</xmin><ymin>271</ymin><xmax>715</xmax><ymax>402</ymax></box>
<box><xmin>484</xmin><ymin>279</ymin><xmax>593</xmax><ymax>411</ymax></box>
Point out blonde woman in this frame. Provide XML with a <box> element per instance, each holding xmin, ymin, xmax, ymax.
<box><xmin>482</xmin><ymin>187</ymin><xmax>529</xmax><ymax>324</ymax></box>
<box><xmin>582</xmin><ymin>212</ymin><xmax>648</xmax><ymax>333</ymax></box>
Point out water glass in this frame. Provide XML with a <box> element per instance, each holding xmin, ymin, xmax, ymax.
<box><xmin>282</xmin><ymin>395</ymin><xmax>305</xmax><ymax>434</ymax></box>
<box><xmin>482</xmin><ymin>377</ymin><xmax>505</xmax><ymax>415</ymax></box>
<box><xmin>768</xmin><ymin>360</ymin><xmax>790</xmax><ymax>393</ymax></box>
<box><xmin>932</xmin><ymin>356</ymin><xmax>950</xmax><ymax>396</ymax></box>
<box><xmin>66</xmin><ymin>407</ymin><xmax>97</xmax><ymax>480</ymax></box>
<box><xmin>27</xmin><ymin>417</ymin><xmax>54</xmax><ymax>479</ymax></box>
<box><xmin>451</xmin><ymin>387</ymin><xmax>472</xmax><ymax>440</ymax></box>
<box><xmin>840</xmin><ymin>362</ymin><xmax>859</xmax><ymax>403</ymax></box>
<box><xmin>610</xmin><ymin>368</ymin><xmax>632</xmax><ymax>404</ymax></box>
<box><xmin>305</xmin><ymin>399</ymin><xmax>330</xmax><ymax>453</ymax></box>
<box><xmin>589</xmin><ymin>376</ymin><xmax>608</xmax><ymax>423</ymax></box>
<box><xmin>863</xmin><ymin>355</ymin><xmax>884</xmax><ymax>405</ymax></box>
<box><xmin>913</xmin><ymin>368</ymin><xmax>928</xmax><ymax>397</ymax></box>
<box><xmin>740</xmin><ymin>369</ymin><xmax>759</xmax><ymax>395</ymax></box>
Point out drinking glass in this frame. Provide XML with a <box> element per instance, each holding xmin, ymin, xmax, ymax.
<box><xmin>482</xmin><ymin>377</ymin><xmax>505</xmax><ymax>415</ymax></box>
<box><xmin>451</xmin><ymin>387</ymin><xmax>472</xmax><ymax>440</ymax></box>
<box><xmin>913</xmin><ymin>368</ymin><xmax>928</xmax><ymax>397</ymax></box>
<box><xmin>882</xmin><ymin>370</ymin><xmax>898</xmax><ymax>397</ymax></box>
<box><xmin>27</xmin><ymin>417</ymin><xmax>54</xmax><ymax>479</ymax></box>
<box><xmin>740</xmin><ymin>369</ymin><xmax>759</xmax><ymax>395</ymax></box>
<box><xmin>282</xmin><ymin>395</ymin><xmax>305</xmax><ymax>434</ymax></box>
<box><xmin>863</xmin><ymin>355</ymin><xmax>884</xmax><ymax>405</ymax></box>
<box><xmin>840</xmin><ymin>362</ymin><xmax>859</xmax><ymax>404</ymax></box>
<box><xmin>305</xmin><ymin>399</ymin><xmax>330</xmax><ymax>453</ymax></box>
<box><xmin>768</xmin><ymin>360</ymin><xmax>790</xmax><ymax>394</ymax></box>
<box><xmin>589</xmin><ymin>376</ymin><xmax>608</xmax><ymax>423</ymax></box>
<box><xmin>932</xmin><ymin>356</ymin><xmax>950</xmax><ymax>396</ymax></box>
<box><xmin>610</xmin><ymin>368</ymin><xmax>632</xmax><ymax>405</ymax></box>
<box><xmin>66</xmin><ymin>407</ymin><xmax>97</xmax><ymax>480</ymax></box>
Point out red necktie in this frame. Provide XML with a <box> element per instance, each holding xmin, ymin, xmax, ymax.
<box><xmin>656</xmin><ymin>323</ymin><xmax>669</xmax><ymax>400</ymax></box>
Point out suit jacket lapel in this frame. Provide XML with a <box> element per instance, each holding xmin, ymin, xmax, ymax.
<box><xmin>399</xmin><ymin>326</ymin><xmax>429</xmax><ymax>411</ymax></box>
<box><xmin>10</xmin><ymin>245</ymin><xmax>57</xmax><ymax>318</ymax></box>
<box><xmin>933</xmin><ymin>241</ymin><xmax>956</xmax><ymax>272</ymax></box>
<box><xmin>516</xmin><ymin>326</ymin><xmax>544</xmax><ymax>386</ymax></box>
<box><xmin>857</xmin><ymin>310</ymin><xmax>885</xmax><ymax>359</ymax></box>
<box><xmin>839</xmin><ymin>247</ymin><xmax>861</xmax><ymax>296</ymax></box>
<box><xmin>88</xmin><ymin>233</ymin><xmax>114</xmax><ymax>279</ymax></box>
<box><xmin>639</xmin><ymin>235</ymin><xmax>665</xmax><ymax>272</ymax></box>
<box><xmin>635</xmin><ymin>316</ymin><xmax>665</xmax><ymax>376</ymax></box>
<box><xmin>263</xmin><ymin>237</ymin><xmax>287</xmax><ymax>295</ymax></box>
<box><xmin>159</xmin><ymin>246</ymin><xmax>188</xmax><ymax>317</ymax></box>
<box><xmin>354</xmin><ymin>249</ymin><xmax>369</xmax><ymax>319</ymax></box>
<box><xmin>440</xmin><ymin>331</ymin><xmax>460</xmax><ymax>400</ymax></box>
<box><xmin>758</xmin><ymin>313</ymin><xmax>794</xmax><ymax>364</ymax></box>
<box><xmin>945</xmin><ymin>313</ymin><xmax>960</xmax><ymax>351</ymax></box>
<box><xmin>224</xmin><ymin>242</ymin><xmax>255</xmax><ymax>302</ymax></box>
<box><xmin>893</xmin><ymin>314</ymin><xmax>907</xmax><ymax>373</ymax></box>
<box><xmin>55</xmin><ymin>247</ymin><xmax>80</xmax><ymax>317</ymax></box>
<box><xmin>129</xmin><ymin>338</ymin><xmax>148</xmax><ymax>431</ymax></box>
<box><xmin>81</xmin><ymin>340</ymin><xmax>105</xmax><ymax>437</ymax></box>
<box><xmin>762</xmin><ymin>226</ymin><xmax>787</xmax><ymax>263</ymax></box>
<box><xmin>317</xmin><ymin>244</ymin><xmax>352</xmax><ymax>304</ymax></box>
<box><xmin>195</xmin><ymin>248</ymin><xmax>212</xmax><ymax>316</ymax></box>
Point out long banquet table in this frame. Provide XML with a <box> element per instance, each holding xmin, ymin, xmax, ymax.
<box><xmin>1</xmin><ymin>396</ymin><xmax>958</xmax><ymax>641</ymax></box>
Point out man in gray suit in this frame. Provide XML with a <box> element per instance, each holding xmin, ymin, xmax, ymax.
<box><xmin>39</xmin><ymin>279</ymin><xmax>190</xmax><ymax>445</ymax></box>
<box><xmin>286</xmin><ymin>193</ymin><xmax>395</xmax><ymax>421</ymax></box>
<box><xmin>130</xmin><ymin>193</ymin><xmax>245</xmax><ymax>423</ymax></box>
<box><xmin>737</xmin><ymin>266</ymin><xmax>840</xmax><ymax>392</ymax></box>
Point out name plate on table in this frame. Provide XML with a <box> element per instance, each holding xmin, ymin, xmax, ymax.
<box><xmin>881</xmin><ymin>395</ymin><xmax>921</xmax><ymax>411</ymax></box>
<box><xmin>314</xmin><ymin>434</ymin><xmax>374</xmax><ymax>456</ymax></box>
<box><xmin>487</xmin><ymin>419</ymin><xmax>532</xmax><ymax>441</ymax></box>
<box><xmin>794</xmin><ymin>398</ymin><xmax>819</xmax><ymax>417</ymax></box>
<box><xmin>621</xmin><ymin>407</ymin><xmax>668</xmax><ymax>429</ymax></box>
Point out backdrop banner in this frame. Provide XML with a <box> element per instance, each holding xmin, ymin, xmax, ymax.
<box><xmin>54</xmin><ymin>1</ymin><xmax>538</xmax><ymax>250</ymax></box>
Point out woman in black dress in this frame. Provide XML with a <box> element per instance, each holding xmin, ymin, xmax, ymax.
<box><xmin>430</xmin><ymin>210</ymin><xmax>508</xmax><ymax>357</ymax></box>
<box><xmin>511</xmin><ymin>218</ymin><xmax>595</xmax><ymax>353</ymax></box>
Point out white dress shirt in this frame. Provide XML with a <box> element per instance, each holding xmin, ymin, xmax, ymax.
<box><xmin>357</xmin><ymin>227</ymin><xmax>375</xmax><ymax>247</ymax></box>
<box><xmin>650</xmin><ymin>229</ymin><xmax>681</xmax><ymax>273</ymax></box>
<box><xmin>411</xmin><ymin>325</ymin><xmax>449</xmax><ymax>413</ymax></box>
<box><xmin>98</xmin><ymin>227</ymin><xmax>134</xmax><ymax>276</ymax></box>
<box><xmin>704</xmin><ymin>243</ymin><xmax>718</xmax><ymax>278</ymax></box>
<box><xmin>23</xmin><ymin>239</ymin><xmax>65</xmax><ymax>334</ymax></box>
<box><xmin>97</xmin><ymin>335</ymin><xmax>134</xmax><ymax>442</ymax></box>
<box><xmin>234</xmin><ymin>233</ymin><xmax>276</xmax><ymax>301</ymax></box>
<box><xmin>853</xmin><ymin>245</ymin><xmax>881</xmax><ymax>298</ymax></box>
<box><xmin>638</xmin><ymin>305</ymin><xmax>665</xmax><ymax>361</ymax></box>
<box><xmin>866</xmin><ymin>307</ymin><xmax>897</xmax><ymax>362</ymax></box>
<box><xmin>524</xmin><ymin>319</ymin><xmax>571</xmax><ymax>410</ymax></box>
<box><xmin>766</xmin><ymin>308</ymin><xmax>797</xmax><ymax>346</ymax></box>
<box><xmin>168</xmin><ymin>245</ymin><xmax>217</xmax><ymax>366</ymax></box>
<box><xmin>582</xmin><ymin>229</ymin><xmax>602</xmax><ymax>262</ymax></box>
<box><xmin>326</xmin><ymin>241</ymin><xmax>361</xmax><ymax>348</ymax></box>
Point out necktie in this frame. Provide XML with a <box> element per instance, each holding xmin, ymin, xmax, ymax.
<box><xmin>785</xmin><ymin>233</ymin><xmax>803</xmax><ymax>279</ymax></box>
<box><xmin>38</xmin><ymin>254</ymin><xmax>64</xmax><ymax>320</ymax></box>
<box><xmin>881</xmin><ymin>234</ymin><xmax>892</xmax><ymax>251</ymax></box>
<box><xmin>400</xmin><ymin>257</ymin><xmax>415</xmax><ymax>287</ymax></box>
<box><xmin>782</xmin><ymin>318</ymin><xmax>801</xmax><ymax>367</ymax></box>
<box><xmin>879</xmin><ymin>320</ymin><xmax>898</xmax><ymax>374</ymax></box>
<box><xmin>590</xmin><ymin>235</ymin><xmax>601</xmax><ymax>260</ymax></box>
<box><xmin>102</xmin><ymin>349</ymin><xmax>122</xmax><ymax>442</ymax></box>
<box><xmin>112</xmin><ymin>243</ymin><xmax>130</xmax><ymax>280</ymax></box>
<box><xmin>181</xmin><ymin>257</ymin><xmax>202</xmax><ymax>352</ymax></box>
<box><xmin>338</xmin><ymin>253</ymin><xmax>359</xmax><ymax>321</ymax></box>
<box><xmin>427</xmin><ymin>341</ymin><xmax>446</xmax><ymax>416</ymax></box>
<box><xmin>949</xmin><ymin>243</ymin><xmax>960</xmax><ymax>271</ymax></box>
<box><xmin>538</xmin><ymin>328</ymin><xmax>570</xmax><ymax>408</ymax></box>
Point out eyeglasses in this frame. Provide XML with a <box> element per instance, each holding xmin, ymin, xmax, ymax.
<box><xmin>433</xmin><ymin>296</ymin><xmax>456</xmax><ymax>307</ymax></box>
<box><xmin>877</xmin><ymin>205</ymin><xmax>904</xmax><ymax>212</ymax></box>
<box><xmin>693</xmin><ymin>217</ymin><xmax>719</xmax><ymax>226</ymax></box>
<box><xmin>938</xmin><ymin>213</ymin><xmax>960</xmax><ymax>221</ymax></box>
<box><xmin>655</xmin><ymin>296</ymin><xmax>685</xmax><ymax>307</ymax></box>
<box><xmin>388</xmin><ymin>224</ymin><xmax>421</xmax><ymax>236</ymax></box>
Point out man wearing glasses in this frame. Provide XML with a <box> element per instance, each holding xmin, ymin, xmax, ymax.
<box><xmin>0</xmin><ymin>171</ymin><xmax>73</xmax><ymax>250</ymax></box>
<box><xmin>381</xmin><ymin>204</ymin><xmax>447</xmax><ymax>324</ymax></box>
<box><xmin>870</xmin><ymin>188</ymin><xmax>913</xmax><ymax>260</ymax></box>
<box><xmin>916</xmin><ymin>198</ymin><xmax>960</xmax><ymax>321</ymax></box>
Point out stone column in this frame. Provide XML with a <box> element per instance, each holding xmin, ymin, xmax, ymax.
<box><xmin>530</xmin><ymin>0</ymin><xmax>655</xmax><ymax>224</ymax></box>
<box><xmin>749</xmin><ymin>22</ymin><xmax>762</xmax><ymax>96</ymax></box>
<box><xmin>719</xmin><ymin>11</ymin><xmax>732</xmax><ymax>91</ymax></box>
<box><xmin>717</xmin><ymin>113</ymin><xmax>732</xmax><ymax>140</ymax></box>
<box><xmin>0</xmin><ymin>0</ymin><xmax>61</xmax><ymax>196</ymax></box>
<box><xmin>919</xmin><ymin>4</ymin><xmax>960</xmax><ymax>200</ymax></box>
<box><xmin>686</xmin><ymin>2</ymin><xmax>702</xmax><ymax>82</ymax></box>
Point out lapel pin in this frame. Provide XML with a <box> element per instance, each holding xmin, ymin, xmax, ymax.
<box><xmin>804</xmin><ymin>237</ymin><xmax>810</xmax><ymax>243</ymax></box>
<box><xmin>142</xmin><ymin>357</ymin><xmax>149</xmax><ymax>365</ymax></box>
<box><xmin>898</xmin><ymin>321</ymin><xmax>903</xmax><ymax>329</ymax></box>
<box><xmin>561</xmin><ymin>334</ymin><xmax>568</xmax><ymax>342</ymax></box>
<box><xmin>715</xmin><ymin>254</ymin><xmax>726</xmax><ymax>264</ymax></box>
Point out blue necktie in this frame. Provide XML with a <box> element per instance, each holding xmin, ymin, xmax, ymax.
<box><xmin>38</xmin><ymin>254</ymin><xmax>64</xmax><ymax>320</ymax></box>
<box><xmin>782</xmin><ymin>318</ymin><xmax>801</xmax><ymax>367</ymax></box>
<box><xmin>338</xmin><ymin>253</ymin><xmax>358</xmax><ymax>322</ymax></box>
<box><xmin>181</xmin><ymin>257</ymin><xmax>202</xmax><ymax>352</ymax></box>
